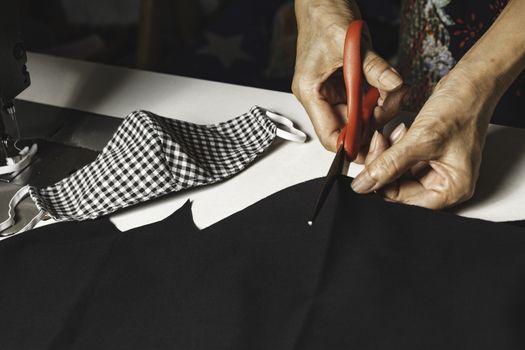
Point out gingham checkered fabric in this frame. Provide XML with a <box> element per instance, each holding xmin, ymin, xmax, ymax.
<box><xmin>28</xmin><ymin>106</ymin><xmax>277</xmax><ymax>221</ymax></box>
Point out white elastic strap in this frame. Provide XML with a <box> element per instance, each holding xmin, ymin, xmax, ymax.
<box><xmin>16</xmin><ymin>210</ymin><xmax>46</xmax><ymax>234</ymax></box>
<box><xmin>0</xmin><ymin>185</ymin><xmax>30</xmax><ymax>233</ymax></box>
<box><xmin>265</xmin><ymin>110</ymin><xmax>307</xmax><ymax>143</ymax></box>
<box><xmin>0</xmin><ymin>185</ymin><xmax>45</xmax><ymax>237</ymax></box>
<box><xmin>0</xmin><ymin>143</ymin><xmax>38</xmax><ymax>175</ymax></box>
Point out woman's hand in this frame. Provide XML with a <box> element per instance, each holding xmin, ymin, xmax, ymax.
<box><xmin>351</xmin><ymin>65</ymin><xmax>499</xmax><ymax>209</ymax></box>
<box><xmin>292</xmin><ymin>0</ymin><xmax>406</xmax><ymax>159</ymax></box>
<box><xmin>351</xmin><ymin>0</ymin><xmax>525</xmax><ymax>209</ymax></box>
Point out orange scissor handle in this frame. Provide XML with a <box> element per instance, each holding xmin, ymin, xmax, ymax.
<box><xmin>336</xmin><ymin>20</ymin><xmax>379</xmax><ymax>161</ymax></box>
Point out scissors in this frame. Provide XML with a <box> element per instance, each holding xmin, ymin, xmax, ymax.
<box><xmin>308</xmin><ymin>20</ymin><xmax>379</xmax><ymax>226</ymax></box>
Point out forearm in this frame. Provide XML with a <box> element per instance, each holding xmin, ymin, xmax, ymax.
<box><xmin>455</xmin><ymin>0</ymin><xmax>525</xmax><ymax>102</ymax></box>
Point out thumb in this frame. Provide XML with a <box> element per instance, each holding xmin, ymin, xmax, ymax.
<box><xmin>351</xmin><ymin>137</ymin><xmax>425</xmax><ymax>193</ymax></box>
<box><xmin>362</xmin><ymin>50</ymin><xmax>403</xmax><ymax>92</ymax></box>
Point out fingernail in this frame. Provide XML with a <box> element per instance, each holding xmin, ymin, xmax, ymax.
<box><xmin>380</xmin><ymin>69</ymin><xmax>403</xmax><ymax>90</ymax></box>
<box><xmin>351</xmin><ymin>170</ymin><xmax>376</xmax><ymax>193</ymax></box>
<box><xmin>369</xmin><ymin>131</ymin><xmax>379</xmax><ymax>153</ymax></box>
<box><xmin>390</xmin><ymin>123</ymin><xmax>406</xmax><ymax>143</ymax></box>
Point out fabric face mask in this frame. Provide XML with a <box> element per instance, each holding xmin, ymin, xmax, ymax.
<box><xmin>0</xmin><ymin>106</ymin><xmax>306</xmax><ymax>234</ymax></box>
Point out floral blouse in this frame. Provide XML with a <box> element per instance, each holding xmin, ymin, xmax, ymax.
<box><xmin>398</xmin><ymin>0</ymin><xmax>524</xmax><ymax>127</ymax></box>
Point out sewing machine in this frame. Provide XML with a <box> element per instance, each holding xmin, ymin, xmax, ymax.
<box><xmin>0</xmin><ymin>1</ymin><xmax>31</xmax><ymax>171</ymax></box>
<box><xmin>0</xmin><ymin>2</ymin><xmax>120</xmax><ymax>187</ymax></box>
<box><xmin>0</xmin><ymin>3</ymin><xmax>30</xmax><ymax>111</ymax></box>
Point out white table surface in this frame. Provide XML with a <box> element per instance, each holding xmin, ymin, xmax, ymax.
<box><xmin>19</xmin><ymin>53</ymin><xmax>525</xmax><ymax>230</ymax></box>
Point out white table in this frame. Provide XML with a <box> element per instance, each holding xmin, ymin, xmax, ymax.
<box><xmin>19</xmin><ymin>53</ymin><xmax>525</xmax><ymax>231</ymax></box>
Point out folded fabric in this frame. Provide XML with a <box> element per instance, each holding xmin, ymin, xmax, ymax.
<box><xmin>1</xmin><ymin>176</ymin><xmax>524</xmax><ymax>349</ymax></box>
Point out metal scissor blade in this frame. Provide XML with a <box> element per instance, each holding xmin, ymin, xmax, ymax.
<box><xmin>307</xmin><ymin>145</ymin><xmax>346</xmax><ymax>226</ymax></box>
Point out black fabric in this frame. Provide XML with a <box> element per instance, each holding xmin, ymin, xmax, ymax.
<box><xmin>1</xmin><ymin>176</ymin><xmax>525</xmax><ymax>349</ymax></box>
<box><xmin>509</xmin><ymin>220</ymin><xmax>525</xmax><ymax>229</ymax></box>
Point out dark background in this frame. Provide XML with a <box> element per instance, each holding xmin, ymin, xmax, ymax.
<box><xmin>21</xmin><ymin>0</ymin><xmax>400</xmax><ymax>92</ymax></box>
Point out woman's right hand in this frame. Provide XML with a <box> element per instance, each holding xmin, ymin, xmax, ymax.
<box><xmin>292</xmin><ymin>0</ymin><xmax>406</xmax><ymax>160</ymax></box>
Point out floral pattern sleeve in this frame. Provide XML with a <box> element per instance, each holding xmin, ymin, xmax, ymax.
<box><xmin>398</xmin><ymin>0</ymin><xmax>524</xmax><ymax>127</ymax></box>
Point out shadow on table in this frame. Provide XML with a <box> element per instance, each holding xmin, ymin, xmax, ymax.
<box><xmin>64</xmin><ymin>63</ymin><xmax>135</xmax><ymax>114</ymax></box>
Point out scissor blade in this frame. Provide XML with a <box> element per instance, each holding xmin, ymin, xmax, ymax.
<box><xmin>307</xmin><ymin>146</ymin><xmax>346</xmax><ymax>226</ymax></box>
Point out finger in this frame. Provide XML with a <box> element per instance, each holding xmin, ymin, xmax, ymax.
<box><xmin>388</xmin><ymin>123</ymin><xmax>419</xmax><ymax>182</ymax></box>
<box><xmin>354</xmin><ymin>150</ymin><xmax>367</xmax><ymax>165</ymax></box>
<box><xmin>356</xmin><ymin>122</ymin><xmax>401</xmax><ymax>166</ymax></box>
<box><xmin>364</xmin><ymin>131</ymin><xmax>389</xmax><ymax>167</ymax></box>
<box><xmin>388</xmin><ymin>124</ymin><xmax>431</xmax><ymax>178</ymax></box>
<box><xmin>378</xmin><ymin>89</ymin><xmax>387</xmax><ymax>105</ymax></box>
<box><xmin>380</xmin><ymin>179</ymin><xmax>447</xmax><ymax>209</ymax></box>
<box><xmin>354</xmin><ymin>121</ymin><xmax>382</xmax><ymax>164</ymax></box>
<box><xmin>351</xmin><ymin>135</ymin><xmax>428</xmax><ymax>193</ymax></box>
<box><xmin>302</xmin><ymin>96</ymin><xmax>345</xmax><ymax>152</ymax></box>
<box><xmin>365</xmin><ymin>127</ymin><xmax>401</xmax><ymax>196</ymax></box>
<box><xmin>362</xmin><ymin>50</ymin><xmax>403</xmax><ymax>92</ymax></box>
<box><xmin>388</xmin><ymin>123</ymin><xmax>407</xmax><ymax>145</ymax></box>
<box><xmin>356</xmin><ymin>106</ymin><xmax>383</xmax><ymax>164</ymax></box>
<box><xmin>373</xmin><ymin>86</ymin><xmax>409</xmax><ymax>125</ymax></box>
<box><xmin>410</xmin><ymin>161</ymin><xmax>430</xmax><ymax>177</ymax></box>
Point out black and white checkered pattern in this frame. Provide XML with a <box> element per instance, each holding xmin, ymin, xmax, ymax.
<box><xmin>28</xmin><ymin>106</ymin><xmax>277</xmax><ymax>221</ymax></box>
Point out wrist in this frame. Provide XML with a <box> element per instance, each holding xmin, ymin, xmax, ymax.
<box><xmin>452</xmin><ymin>59</ymin><xmax>502</xmax><ymax>104</ymax></box>
<box><xmin>295</xmin><ymin>0</ymin><xmax>359</xmax><ymax>29</ymax></box>
<box><xmin>433</xmin><ymin>64</ymin><xmax>498</xmax><ymax>128</ymax></box>
<box><xmin>295</xmin><ymin>0</ymin><xmax>363</xmax><ymax>52</ymax></box>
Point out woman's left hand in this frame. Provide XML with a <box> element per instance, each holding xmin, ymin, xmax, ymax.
<box><xmin>350</xmin><ymin>65</ymin><xmax>499</xmax><ymax>209</ymax></box>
